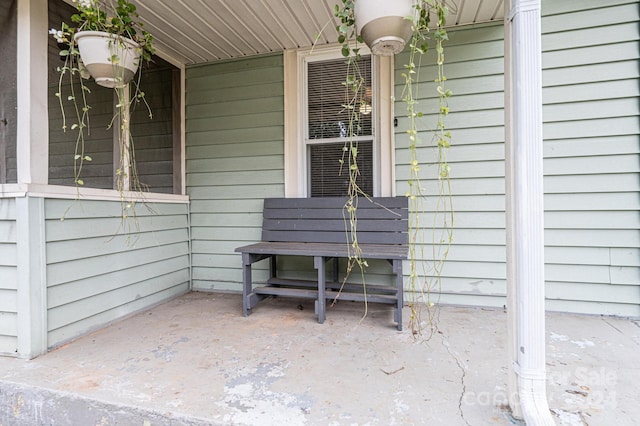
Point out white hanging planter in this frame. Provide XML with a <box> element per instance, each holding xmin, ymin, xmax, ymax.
<box><xmin>74</xmin><ymin>31</ymin><xmax>141</xmax><ymax>88</ymax></box>
<box><xmin>354</xmin><ymin>0</ymin><xmax>415</xmax><ymax>56</ymax></box>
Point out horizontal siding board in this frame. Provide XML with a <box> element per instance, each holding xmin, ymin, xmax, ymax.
<box><xmin>610</xmin><ymin>266</ymin><xmax>640</xmax><ymax>285</ymax></box>
<box><xmin>0</xmin><ymin>312</ymin><xmax>18</xmax><ymax>336</ymax></box>
<box><xmin>546</xmin><ymin>299</ymin><xmax>640</xmax><ymax>317</ymax></box>
<box><xmin>0</xmin><ymin>243</ymin><xmax>17</xmax><ymax>267</ymax></box>
<box><xmin>0</xmin><ymin>199</ymin><xmax>16</xmax><ymax>220</ymax></box>
<box><xmin>48</xmin><ymin>256</ymin><xmax>189</xmax><ymax>308</ymax></box>
<box><xmin>395</xmin><ymin>159</ymin><xmax>505</xmax><ymax>180</ymax></box>
<box><xmin>544</xmin><ymin>193</ymin><xmax>640</xmax><ymax>211</ymax></box>
<box><xmin>187</xmin><ymin>141</ymin><xmax>283</xmax><ymax>160</ymax></box>
<box><xmin>611</xmin><ymin>248</ymin><xmax>640</xmax><ymax>267</ymax></box>
<box><xmin>0</xmin><ymin>221</ymin><xmax>17</xmax><ymax>243</ymax></box>
<box><xmin>545</xmin><ymin>174</ymin><xmax>639</xmax><ymax>194</ymax></box>
<box><xmin>187</xmin><ymin>184</ymin><xmax>284</xmax><ymax>200</ymax></box>
<box><xmin>543</xmin><ymin>79</ymin><xmax>639</xmax><ymax>105</ymax></box>
<box><xmin>542</xmin><ymin>22</ymin><xmax>638</xmax><ymax>52</ymax></box>
<box><xmin>187</xmin><ymin>126</ymin><xmax>284</xmax><ymax>146</ymax></box>
<box><xmin>48</xmin><ymin>282</ymin><xmax>189</xmax><ymax>348</ymax></box>
<box><xmin>186</xmin><ymin>155</ymin><xmax>283</xmax><ymax>173</ymax></box>
<box><xmin>187</xmin><ymin>170</ymin><xmax>284</xmax><ymax>187</ymax></box>
<box><xmin>0</xmin><ymin>289</ymin><xmax>17</xmax><ymax>312</ymax></box>
<box><xmin>544</xmin><ymin>117</ymin><xmax>639</xmax><ymax>141</ymax></box>
<box><xmin>543</xmin><ymin>60</ymin><xmax>638</xmax><ymax>87</ymax></box>
<box><xmin>187</xmin><ymin>112</ymin><xmax>283</xmax><ymax>133</ymax></box>
<box><xmin>47</xmin><ymin>228</ymin><xmax>189</xmax><ymax>264</ymax></box>
<box><xmin>187</xmin><ymin>68</ymin><xmax>283</xmax><ymax>91</ymax></box>
<box><xmin>47</xmin><ymin>242</ymin><xmax>190</xmax><ymax>286</ymax></box>
<box><xmin>187</xmin><ymin>81</ymin><xmax>283</xmax><ymax>105</ymax></box>
<box><xmin>191</xmin><ymin>227</ymin><xmax>260</xmax><ymax>243</ymax></box>
<box><xmin>544</xmin><ymin>136</ymin><xmax>639</xmax><ymax>158</ymax></box>
<box><xmin>187</xmin><ymin>96</ymin><xmax>283</xmax><ymax>119</ymax></box>
<box><xmin>543</xmin><ymin>41</ymin><xmax>638</xmax><ymax>70</ymax></box>
<box><xmin>48</xmin><ymin>269</ymin><xmax>189</xmax><ymax>331</ymax></box>
<box><xmin>0</xmin><ymin>266</ymin><xmax>17</xmax><ymax>289</ymax></box>
<box><xmin>544</xmin><ymin>98</ymin><xmax>638</xmax><ymax>123</ymax></box>
<box><xmin>0</xmin><ymin>334</ymin><xmax>17</xmax><ymax>355</ymax></box>
<box><xmin>545</xmin><ymin>229</ymin><xmax>639</xmax><ymax>248</ymax></box>
<box><xmin>45</xmin><ymin>215</ymin><xmax>188</xmax><ymax>242</ymax></box>
<box><xmin>545</xmin><ymin>211</ymin><xmax>640</xmax><ymax>229</ymax></box>
<box><xmin>44</xmin><ymin>199</ymin><xmax>188</xmax><ymax>220</ymax></box>
<box><xmin>190</xmin><ymin>212</ymin><xmax>262</xmax><ymax>227</ymax></box>
<box><xmin>542</xmin><ymin>2</ymin><xmax>638</xmax><ymax>30</ymax></box>
<box><xmin>188</xmin><ymin>198</ymin><xmax>264</xmax><ymax>213</ymax></box>
<box><xmin>546</xmin><ymin>281</ymin><xmax>640</xmax><ymax>304</ymax></box>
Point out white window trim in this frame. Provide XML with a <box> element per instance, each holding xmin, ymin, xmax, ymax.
<box><xmin>284</xmin><ymin>44</ymin><xmax>395</xmax><ymax>198</ymax></box>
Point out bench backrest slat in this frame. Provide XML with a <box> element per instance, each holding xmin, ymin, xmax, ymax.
<box><xmin>261</xmin><ymin>197</ymin><xmax>408</xmax><ymax>246</ymax></box>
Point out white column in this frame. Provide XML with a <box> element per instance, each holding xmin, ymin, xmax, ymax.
<box><xmin>16</xmin><ymin>196</ymin><xmax>48</xmax><ymax>358</ymax></box>
<box><xmin>16</xmin><ymin>0</ymin><xmax>49</xmax><ymax>185</ymax></box>
<box><xmin>505</xmin><ymin>0</ymin><xmax>554</xmax><ymax>423</ymax></box>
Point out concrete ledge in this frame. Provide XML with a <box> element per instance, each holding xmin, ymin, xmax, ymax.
<box><xmin>0</xmin><ymin>380</ymin><xmax>217</xmax><ymax>426</ymax></box>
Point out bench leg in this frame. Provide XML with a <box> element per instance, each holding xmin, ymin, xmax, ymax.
<box><xmin>314</xmin><ymin>256</ymin><xmax>326</xmax><ymax>324</ymax></box>
<box><xmin>393</xmin><ymin>259</ymin><xmax>404</xmax><ymax>331</ymax></box>
<box><xmin>242</xmin><ymin>253</ymin><xmax>253</xmax><ymax>316</ymax></box>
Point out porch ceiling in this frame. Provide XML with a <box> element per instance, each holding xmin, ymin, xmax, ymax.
<box><xmin>132</xmin><ymin>0</ymin><xmax>505</xmax><ymax>66</ymax></box>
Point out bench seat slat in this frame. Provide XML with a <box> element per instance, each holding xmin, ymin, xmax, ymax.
<box><xmin>263</xmin><ymin>208</ymin><xmax>407</xmax><ymax>220</ymax></box>
<box><xmin>263</xmin><ymin>218</ymin><xmax>407</xmax><ymax>232</ymax></box>
<box><xmin>236</xmin><ymin>241</ymin><xmax>408</xmax><ymax>259</ymax></box>
<box><xmin>264</xmin><ymin>196</ymin><xmax>407</xmax><ymax>210</ymax></box>
<box><xmin>261</xmin><ymin>230</ymin><xmax>407</xmax><ymax>245</ymax></box>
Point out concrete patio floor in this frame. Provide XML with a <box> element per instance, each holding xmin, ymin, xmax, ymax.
<box><xmin>0</xmin><ymin>291</ymin><xmax>638</xmax><ymax>425</ymax></box>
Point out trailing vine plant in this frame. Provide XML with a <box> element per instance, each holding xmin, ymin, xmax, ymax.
<box><xmin>333</xmin><ymin>0</ymin><xmax>373</xmax><ymax>316</ymax></box>
<box><xmin>402</xmin><ymin>1</ymin><xmax>454</xmax><ymax>336</ymax></box>
<box><xmin>50</xmin><ymin>0</ymin><xmax>154</xmax><ymax>230</ymax></box>
<box><xmin>333</xmin><ymin>0</ymin><xmax>454</xmax><ymax>335</ymax></box>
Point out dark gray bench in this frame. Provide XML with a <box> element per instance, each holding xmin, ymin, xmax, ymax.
<box><xmin>235</xmin><ymin>196</ymin><xmax>408</xmax><ymax>330</ymax></box>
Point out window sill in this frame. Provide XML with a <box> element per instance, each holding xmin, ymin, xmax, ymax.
<box><xmin>0</xmin><ymin>184</ymin><xmax>189</xmax><ymax>203</ymax></box>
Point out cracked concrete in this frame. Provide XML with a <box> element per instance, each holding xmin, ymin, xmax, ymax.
<box><xmin>0</xmin><ymin>292</ymin><xmax>638</xmax><ymax>425</ymax></box>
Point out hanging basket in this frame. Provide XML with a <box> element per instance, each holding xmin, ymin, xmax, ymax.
<box><xmin>355</xmin><ymin>0</ymin><xmax>415</xmax><ymax>56</ymax></box>
<box><xmin>74</xmin><ymin>31</ymin><xmax>141</xmax><ymax>88</ymax></box>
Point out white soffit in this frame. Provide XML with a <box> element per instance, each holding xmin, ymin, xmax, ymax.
<box><xmin>132</xmin><ymin>0</ymin><xmax>504</xmax><ymax>65</ymax></box>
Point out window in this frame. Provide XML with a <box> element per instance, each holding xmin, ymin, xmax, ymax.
<box><xmin>0</xmin><ymin>0</ymin><xmax>17</xmax><ymax>184</ymax></box>
<box><xmin>284</xmin><ymin>46</ymin><xmax>395</xmax><ymax>198</ymax></box>
<box><xmin>47</xmin><ymin>0</ymin><xmax>182</xmax><ymax>194</ymax></box>
<box><xmin>306</xmin><ymin>55</ymin><xmax>374</xmax><ymax>197</ymax></box>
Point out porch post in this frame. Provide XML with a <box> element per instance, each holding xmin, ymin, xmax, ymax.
<box><xmin>16</xmin><ymin>0</ymin><xmax>49</xmax><ymax>185</ymax></box>
<box><xmin>14</xmin><ymin>0</ymin><xmax>49</xmax><ymax>359</ymax></box>
<box><xmin>504</xmin><ymin>0</ymin><xmax>554</xmax><ymax>423</ymax></box>
<box><xmin>16</xmin><ymin>196</ymin><xmax>47</xmax><ymax>358</ymax></box>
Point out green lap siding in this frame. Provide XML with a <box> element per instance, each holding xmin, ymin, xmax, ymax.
<box><xmin>0</xmin><ymin>198</ymin><xmax>17</xmax><ymax>355</ymax></box>
<box><xmin>394</xmin><ymin>0</ymin><xmax>639</xmax><ymax>316</ymax></box>
<box><xmin>186</xmin><ymin>55</ymin><xmax>285</xmax><ymax>291</ymax></box>
<box><xmin>541</xmin><ymin>0</ymin><xmax>639</xmax><ymax>316</ymax></box>
<box><xmin>44</xmin><ymin>199</ymin><xmax>190</xmax><ymax>348</ymax></box>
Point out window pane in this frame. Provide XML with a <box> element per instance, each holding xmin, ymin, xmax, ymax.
<box><xmin>130</xmin><ymin>57</ymin><xmax>177</xmax><ymax>194</ymax></box>
<box><xmin>307</xmin><ymin>56</ymin><xmax>372</xmax><ymax>140</ymax></box>
<box><xmin>309</xmin><ymin>141</ymin><xmax>373</xmax><ymax>197</ymax></box>
<box><xmin>48</xmin><ymin>0</ymin><xmax>114</xmax><ymax>188</ymax></box>
<box><xmin>0</xmin><ymin>0</ymin><xmax>17</xmax><ymax>184</ymax></box>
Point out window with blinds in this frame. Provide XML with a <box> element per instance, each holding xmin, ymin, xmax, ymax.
<box><xmin>306</xmin><ymin>55</ymin><xmax>374</xmax><ymax>197</ymax></box>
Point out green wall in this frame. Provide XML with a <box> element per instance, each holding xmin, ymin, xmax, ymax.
<box><xmin>186</xmin><ymin>55</ymin><xmax>285</xmax><ymax>291</ymax></box>
<box><xmin>393</xmin><ymin>0</ymin><xmax>639</xmax><ymax>316</ymax></box>
<box><xmin>185</xmin><ymin>0</ymin><xmax>638</xmax><ymax>317</ymax></box>
<box><xmin>45</xmin><ymin>199</ymin><xmax>191</xmax><ymax>347</ymax></box>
